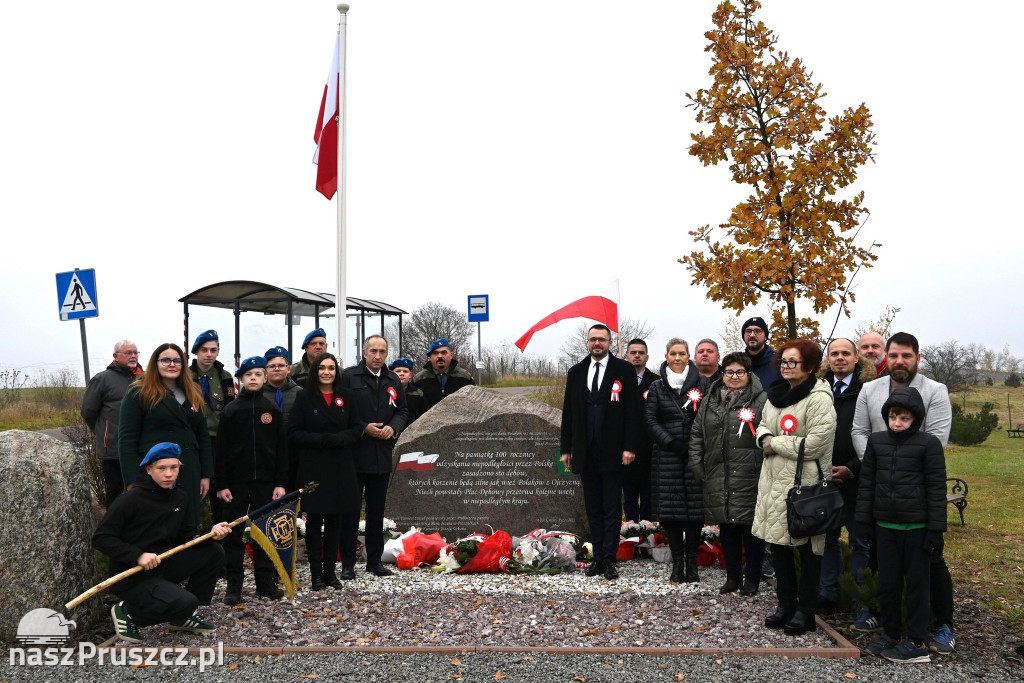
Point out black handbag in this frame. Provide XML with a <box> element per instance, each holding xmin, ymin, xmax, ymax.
<box><xmin>786</xmin><ymin>438</ymin><xmax>844</xmax><ymax>539</ymax></box>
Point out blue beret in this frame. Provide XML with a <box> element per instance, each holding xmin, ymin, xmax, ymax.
<box><xmin>302</xmin><ymin>328</ymin><xmax>327</xmax><ymax>349</ymax></box>
<box><xmin>389</xmin><ymin>357</ymin><xmax>415</xmax><ymax>371</ymax></box>
<box><xmin>235</xmin><ymin>356</ymin><xmax>268</xmax><ymax>377</ymax></box>
<box><xmin>140</xmin><ymin>442</ymin><xmax>182</xmax><ymax>467</ymax></box>
<box><xmin>191</xmin><ymin>330</ymin><xmax>219</xmax><ymax>354</ymax></box>
<box><xmin>427</xmin><ymin>338</ymin><xmax>451</xmax><ymax>356</ymax></box>
<box><xmin>264</xmin><ymin>346</ymin><xmax>290</xmax><ymax>364</ymax></box>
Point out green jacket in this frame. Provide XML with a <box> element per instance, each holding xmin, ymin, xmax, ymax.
<box><xmin>688</xmin><ymin>374</ymin><xmax>767</xmax><ymax>525</ymax></box>
<box><xmin>412</xmin><ymin>358</ymin><xmax>475</xmax><ymax>412</ymax></box>
<box><xmin>189</xmin><ymin>359</ymin><xmax>235</xmax><ymax>438</ymax></box>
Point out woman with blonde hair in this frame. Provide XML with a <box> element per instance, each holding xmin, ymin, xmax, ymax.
<box><xmin>119</xmin><ymin>343</ymin><xmax>211</xmax><ymax>526</ymax></box>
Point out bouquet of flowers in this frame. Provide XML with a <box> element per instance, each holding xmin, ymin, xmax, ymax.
<box><xmin>504</xmin><ymin>530</ymin><xmax>578</xmax><ymax>573</ymax></box>
<box><xmin>358</xmin><ymin>517</ymin><xmax>401</xmax><ymax>539</ymax></box>
<box><xmin>434</xmin><ymin>533</ymin><xmax>488</xmax><ymax>573</ymax></box>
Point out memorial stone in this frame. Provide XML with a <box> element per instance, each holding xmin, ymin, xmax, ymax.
<box><xmin>386</xmin><ymin>386</ymin><xmax>587</xmax><ymax>540</ymax></box>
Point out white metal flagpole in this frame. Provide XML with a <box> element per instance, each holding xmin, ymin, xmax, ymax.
<box><xmin>335</xmin><ymin>4</ymin><xmax>349</xmax><ymax>367</ymax></box>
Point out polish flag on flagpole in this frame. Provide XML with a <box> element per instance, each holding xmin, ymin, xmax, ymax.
<box><xmin>395</xmin><ymin>452</ymin><xmax>440</xmax><ymax>472</ymax></box>
<box><xmin>313</xmin><ymin>33</ymin><xmax>340</xmax><ymax>199</ymax></box>
<box><xmin>514</xmin><ymin>280</ymin><xmax>620</xmax><ymax>352</ymax></box>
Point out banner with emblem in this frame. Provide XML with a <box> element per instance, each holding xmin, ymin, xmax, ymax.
<box><xmin>250</xmin><ymin>497</ymin><xmax>301</xmax><ymax>600</ymax></box>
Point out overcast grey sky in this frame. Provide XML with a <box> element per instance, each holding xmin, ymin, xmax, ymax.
<box><xmin>1</xmin><ymin>1</ymin><xmax>1019</xmax><ymax>381</ymax></box>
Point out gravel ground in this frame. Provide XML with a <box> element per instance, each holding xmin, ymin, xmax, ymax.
<box><xmin>3</xmin><ymin>559</ymin><xmax>1021</xmax><ymax>682</ymax></box>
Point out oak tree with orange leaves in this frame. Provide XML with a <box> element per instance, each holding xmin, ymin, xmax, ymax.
<box><xmin>680</xmin><ymin>0</ymin><xmax>877</xmax><ymax>339</ymax></box>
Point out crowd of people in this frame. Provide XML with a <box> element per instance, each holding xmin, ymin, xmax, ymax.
<box><xmin>560</xmin><ymin>319</ymin><xmax>954</xmax><ymax>664</ymax></box>
<box><xmin>84</xmin><ymin>329</ymin><xmax>471</xmax><ymax>642</ymax></box>
<box><xmin>84</xmin><ymin>320</ymin><xmax>955</xmax><ymax>664</ymax></box>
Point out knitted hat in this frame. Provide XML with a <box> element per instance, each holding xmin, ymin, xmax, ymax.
<box><xmin>235</xmin><ymin>355</ymin><xmax>268</xmax><ymax>377</ymax></box>
<box><xmin>302</xmin><ymin>328</ymin><xmax>327</xmax><ymax>349</ymax></box>
<box><xmin>741</xmin><ymin>317</ymin><xmax>769</xmax><ymax>338</ymax></box>
<box><xmin>264</xmin><ymin>346</ymin><xmax>290</xmax><ymax>364</ymax></box>
<box><xmin>191</xmin><ymin>329</ymin><xmax>219</xmax><ymax>354</ymax></box>
<box><xmin>140</xmin><ymin>442</ymin><xmax>182</xmax><ymax>467</ymax></box>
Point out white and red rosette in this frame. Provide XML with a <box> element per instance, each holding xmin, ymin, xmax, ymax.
<box><xmin>643</xmin><ymin>389</ymin><xmax>650</xmax><ymax>400</ymax></box>
<box><xmin>736</xmin><ymin>407</ymin><xmax>757</xmax><ymax>437</ymax></box>
<box><xmin>780</xmin><ymin>413</ymin><xmax>798</xmax><ymax>435</ymax></box>
<box><xmin>335</xmin><ymin>397</ymin><xmax>345</xmax><ymax>407</ymax></box>
<box><xmin>610</xmin><ymin>380</ymin><xmax>622</xmax><ymax>402</ymax></box>
<box><xmin>682</xmin><ymin>387</ymin><xmax>703</xmax><ymax>410</ymax></box>
<box><xmin>387</xmin><ymin>386</ymin><xmax>398</xmax><ymax>407</ymax></box>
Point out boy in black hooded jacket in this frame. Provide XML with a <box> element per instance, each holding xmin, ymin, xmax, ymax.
<box><xmin>856</xmin><ymin>386</ymin><xmax>947</xmax><ymax>663</ymax></box>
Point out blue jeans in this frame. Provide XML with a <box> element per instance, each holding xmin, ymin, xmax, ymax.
<box><xmin>820</xmin><ymin>499</ymin><xmax>870</xmax><ymax>597</ymax></box>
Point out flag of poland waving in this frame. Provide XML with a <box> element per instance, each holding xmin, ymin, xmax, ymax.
<box><xmin>514</xmin><ymin>280</ymin><xmax>620</xmax><ymax>352</ymax></box>
<box><xmin>313</xmin><ymin>34</ymin><xmax>340</xmax><ymax>199</ymax></box>
<box><xmin>395</xmin><ymin>452</ymin><xmax>440</xmax><ymax>472</ymax></box>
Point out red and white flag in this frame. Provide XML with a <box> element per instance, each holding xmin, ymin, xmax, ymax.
<box><xmin>313</xmin><ymin>33</ymin><xmax>340</xmax><ymax>199</ymax></box>
<box><xmin>395</xmin><ymin>452</ymin><xmax>440</xmax><ymax>472</ymax></box>
<box><xmin>514</xmin><ymin>280</ymin><xmax>620</xmax><ymax>352</ymax></box>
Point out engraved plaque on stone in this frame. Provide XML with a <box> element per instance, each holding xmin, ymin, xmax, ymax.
<box><xmin>386</xmin><ymin>386</ymin><xmax>587</xmax><ymax>540</ymax></box>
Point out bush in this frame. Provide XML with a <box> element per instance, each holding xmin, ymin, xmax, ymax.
<box><xmin>1006</xmin><ymin>372</ymin><xmax>1022</xmax><ymax>388</ymax></box>
<box><xmin>950</xmin><ymin>402</ymin><xmax>999</xmax><ymax>446</ymax></box>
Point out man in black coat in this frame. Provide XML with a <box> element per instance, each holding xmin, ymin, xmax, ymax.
<box><xmin>340</xmin><ymin>335</ymin><xmax>409</xmax><ymax>578</ymax></box>
<box><xmin>817</xmin><ymin>338</ymin><xmax>874</xmax><ymax>607</ymax></box>
<box><xmin>622</xmin><ymin>338</ymin><xmax>658</xmax><ymax>524</ymax></box>
<box><xmin>560</xmin><ymin>324</ymin><xmax>641</xmax><ymax>580</ymax></box>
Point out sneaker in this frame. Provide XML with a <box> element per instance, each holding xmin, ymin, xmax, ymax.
<box><xmin>851</xmin><ymin>606</ymin><xmax>882</xmax><ymax>633</ymax></box>
<box><xmin>167</xmin><ymin>611</ymin><xmax>216</xmax><ymax>634</ymax></box>
<box><xmin>111</xmin><ymin>602</ymin><xmax>142</xmax><ymax>643</ymax></box>
<box><xmin>882</xmin><ymin>639</ymin><xmax>931</xmax><ymax>664</ymax></box>
<box><xmin>761</xmin><ymin>555</ymin><xmax>775</xmax><ymax>581</ymax></box>
<box><xmin>865</xmin><ymin>633</ymin><xmax>898</xmax><ymax>656</ymax></box>
<box><xmin>929</xmin><ymin>624</ymin><xmax>956</xmax><ymax>654</ymax></box>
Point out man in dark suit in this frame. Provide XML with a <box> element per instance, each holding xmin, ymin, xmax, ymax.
<box><xmin>560</xmin><ymin>324</ymin><xmax>642</xmax><ymax>580</ymax></box>
<box><xmin>622</xmin><ymin>338</ymin><xmax>659</xmax><ymax>524</ymax></box>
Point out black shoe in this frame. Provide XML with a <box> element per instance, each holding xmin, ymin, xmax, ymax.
<box><xmin>256</xmin><ymin>585</ymin><xmax>284</xmax><ymax>600</ymax></box>
<box><xmin>719</xmin><ymin>579</ymin><xmax>741</xmax><ymax>594</ymax></box>
<box><xmin>367</xmin><ymin>563</ymin><xmax>394</xmax><ymax>577</ymax></box>
<box><xmin>223</xmin><ymin>585</ymin><xmax>242</xmax><ymax>606</ymax></box>
<box><xmin>817</xmin><ymin>594</ymin><xmax>839</xmax><ymax>612</ymax></box>
<box><xmin>338</xmin><ymin>567</ymin><xmax>356</xmax><ymax>581</ymax></box>
<box><xmin>604</xmin><ymin>564</ymin><xmax>619</xmax><ymax>580</ymax></box>
<box><xmin>683</xmin><ymin>558</ymin><xmax>700</xmax><ymax>583</ymax></box>
<box><xmin>324</xmin><ymin>567</ymin><xmax>343</xmax><ymax>588</ymax></box>
<box><xmin>765</xmin><ymin>606</ymin><xmax>793</xmax><ymax>630</ymax></box>
<box><xmin>739</xmin><ymin>579</ymin><xmax>759</xmax><ymax>596</ymax></box>
<box><xmin>311</xmin><ymin>575</ymin><xmax>327</xmax><ymax>591</ymax></box>
<box><xmin>585</xmin><ymin>561</ymin><xmax>604</xmax><ymax>577</ymax></box>
<box><xmin>783</xmin><ymin>611</ymin><xmax>816</xmax><ymax>636</ymax></box>
<box><xmin>669</xmin><ymin>560</ymin><xmax>683</xmax><ymax>584</ymax></box>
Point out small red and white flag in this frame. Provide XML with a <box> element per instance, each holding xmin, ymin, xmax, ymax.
<box><xmin>313</xmin><ymin>33</ymin><xmax>340</xmax><ymax>199</ymax></box>
<box><xmin>395</xmin><ymin>452</ymin><xmax>440</xmax><ymax>472</ymax></box>
<box><xmin>514</xmin><ymin>280</ymin><xmax>620</xmax><ymax>352</ymax></box>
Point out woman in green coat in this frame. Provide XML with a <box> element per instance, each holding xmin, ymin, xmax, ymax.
<box><xmin>119</xmin><ymin>343</ymin><xmax>212</xmax><ymax>526</ymax></box>
<box><xmin>689</xmin><ymin>352</ymin><xmax>768</xmax><ymax>596</ymax></box>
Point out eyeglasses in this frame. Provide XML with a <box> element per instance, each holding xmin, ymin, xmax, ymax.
<box><xmin>723</xmin><ymin>369</ymin><xmax>748</xmax><ymax>377</ymax></box>
<box><xmin>119</xmin><ymin>350</ymin><xmax>140</xmax><ymax>356</ymax></box>
<box><xmin>588</xmin><ymin>337</ymin><xmax>610</xmax><ymax>343</ymax></box>
<box><xmin>779</xmin><ymin>359</ymin><xmax>801</xmax><ymax>368</ymax></box>
<box><xmin>267</xmin><ymin>364</ymin><xmax>289</xmax><ymax>371</ymax></box>
<box><xmin>158</xmin><ymin>358</ymin><xmax>183</xmax><ymax>366</ymax></box>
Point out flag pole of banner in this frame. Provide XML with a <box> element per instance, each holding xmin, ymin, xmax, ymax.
<box><xmin>312</xmin><ymin>5</ymin><xmax>351</xmax><ymax>368</ymax></box>
<box><xmin>250</xmin><ymin>497</ymin><xmax>301</xmax><ymax>601</ymax></box>
<box><xmin>514</xmin><ymin>279</ymin><xmax>620</xmax><ymax>352</ymax></box>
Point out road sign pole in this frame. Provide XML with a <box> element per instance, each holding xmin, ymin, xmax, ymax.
<box><xmin>79</xmin><ymin>319</ymin><xmax>91</xmax><ymax>383</ymax></box>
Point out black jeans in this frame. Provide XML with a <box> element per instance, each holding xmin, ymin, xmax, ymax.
<box><xmin>306</xmin><ymin>513</ymin><xmax>340</xmax><ymax>569</ymax></box>
<box><xmin>101</xmin><ymin>459</ymin><xmax>125</xmax><ymax>508</ymax></box>
<box><xmin>770</xmin><ymin>542</ymin><xmax>821</xmax><ymax>615</ymax></box>
<box><xmin>221</xmin><ymin>481</ymin><xmax>276</xmax><ymax>590</ymax></box>
<box><xmin>340</xmin><ymin>472</ymin><xmax>391</xmax><ymax>568</ymax></box>
<box><xmin>116</xmin><ymin>542</ymin><xmax>224</xmax><ymax>628</ymax></box>
<box><xmin>876</xmin><ymin>526</ymin><xmax>931</xmax><ymax>643</ymax></box>
<box><xmin>621</xmin><ymin>479</ymin><xmax>651</xmax><ymax>524</ymax></box>
<box><xmin>721</xmin><ymin>523</ymin><xmax>765</xmax><ymax>583</ymax></box>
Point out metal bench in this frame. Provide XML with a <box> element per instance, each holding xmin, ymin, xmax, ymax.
<box><xmin>1007</xmin><ymin>422</ymin><xmax>1024</xmax><ymax>438</ymax></box>
<box><xmin>946</xmin><ymin>477</ymin><xmax>968</xmax><ymax>526</ymax></box>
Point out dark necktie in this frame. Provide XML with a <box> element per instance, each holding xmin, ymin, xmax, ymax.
<box><xmin>833</xmin><ymin>380</ymin><xmax>845</xmax><ymax>397</ymax></box>
<box><xmin>275</xmin><ymin>388</ymin><xmax>284</xmax><ymax>411</ymax></box>
<box><xmin>200</xmin><ymin>375</ymin><xmax>215</xmax><ymax>410</ymax></box>
<box><xmin>438</xmin><ymin>373</ymin><xmax>446</xmax><ymax>392</ymax></box>
<box><xmin>591</xmin><ymin>362</ymin><xmax>601</xmax><ymax>395</ymax></box>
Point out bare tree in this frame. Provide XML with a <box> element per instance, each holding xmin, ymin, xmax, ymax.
<box><xmin>920</xmin><ymin>341</ymin><xmax>982</xmax><ymax>393</ymax></box>
<box><xmin>998</xmin><ymin>343</ymin><xmax>1020</xmax><ymax>375</ymax></box>
<box><xmin>401</xmin><ymin>302</ymin><xmax>473</xmax><ymax>362</ymax></box>
<box><xmin>854</xmin><ymin>305</ymin><xmax>901</xmax><ymax>339</ymax></box>
<box><xmin>559</xmin><ymin>317</ymin><xmax>655</xmax><ymax>365</ymax></box>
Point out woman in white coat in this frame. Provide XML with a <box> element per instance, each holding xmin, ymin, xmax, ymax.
<box><xmin>753</xmin><ymin>338</ymin><xmax>836</xmax><ymax>636</ymax></box>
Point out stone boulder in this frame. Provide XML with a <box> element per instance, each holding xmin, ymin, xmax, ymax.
<box><xmin>386</xmin><ymin>386</ymin><xmax>587</xmax><ymax>541</ymax></box>
<box><xmin>0</xmin><ymin>430</ymin><xmax>100</xmax><ymax>643</ymax></box>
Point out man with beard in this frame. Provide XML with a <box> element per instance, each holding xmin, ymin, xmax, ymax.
<box><xmin>858</xmin><ymin>332</ymin><xmax>888</xmax><ymax>378</ymax></box>
<box><xmin>413</xmin><ymin>338</ymin><xmax>475</xmax><ymax>411</ymax></box>
<box><xmin>851</xmin><ymin>331</ymin><xmax>956</xmax><ymax>654</ymax></box>
<box><xmin>694</xmin><ymin>338</ymin><xmax>723</xmax><ymax>382</ymax></box>
<box><xmin>622</xmin><ymin>338</ymin><xmax>658</xmax><ymax>525</ymax></box>
<box><xmin>560</xmin><ymin>324</ymin><xmax>641</xmax><ymax>580</ymax></box>
<box><xmin>741</xmin><ymin>317</ymin><xmax>780</xmax><ymax>388</ymax></box>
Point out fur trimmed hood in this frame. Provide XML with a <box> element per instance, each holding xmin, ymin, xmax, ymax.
<box><xmin>816</xmin><ymin>355</ymin><xmax>876</xmax><ymax>384</ymax></box>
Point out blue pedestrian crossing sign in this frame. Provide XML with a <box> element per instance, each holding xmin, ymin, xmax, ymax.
<box><xmin>56</xmin><ymin>269</ymin><xmax>99</xmax><ymax>321</ymax></box>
